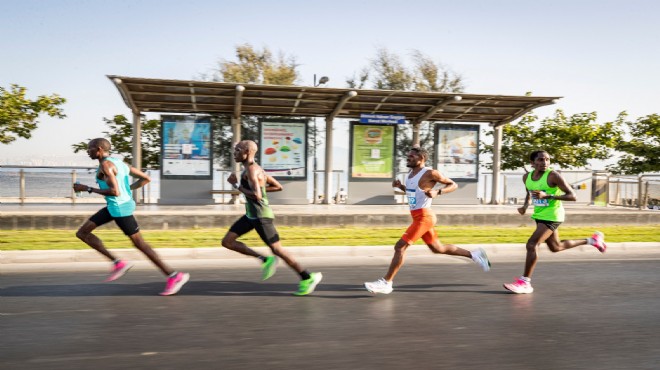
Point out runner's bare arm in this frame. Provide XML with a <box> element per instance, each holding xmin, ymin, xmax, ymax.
<box><xmin>265</xmin><ymin>175</ymin><xmax>283</xmax><ymax>192</ymax></box>
<box><xmin>392</xmin><ymin>178</ymin><xmax>405</xmax><ymax>192</ymax></box>
<box><xmin>84</xmin><ymin>161</ymin><xmax>120</xmax><ymax>196</ymax></box>
<box><xmin>544</xmin><ymin>172</ymin><xmax>576</xmax><ymax>201</ymax></box>
<box><xmin>518</xmin><ymin>173</ymin><xmax>530</xmax><ymax>215</ymax></box>
<box><xmin>425</xmin><ymin>169</ymin><xmax>457</xmax><ymax>197</ymax></box>
<box><xmin>238</xmin><ymin>166</ymin><xmax>262</xmax><ymax>201</ymax></box>
<box><xmin>129</xmin><ymin>166</ymin><xmax>151</xmax><ymax>190</ymax></box>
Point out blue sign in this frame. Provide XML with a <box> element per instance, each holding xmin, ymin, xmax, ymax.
<box><xmin>360</xmin><ymin>113</ymin><xmax>406</xmax><ymax>125</ymax></box>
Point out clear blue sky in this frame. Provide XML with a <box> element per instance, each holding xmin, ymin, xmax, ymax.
<box><xmin>1</xmin><ymin>0</ymin><xmax>658</xmax><ymax>165</ymax></box>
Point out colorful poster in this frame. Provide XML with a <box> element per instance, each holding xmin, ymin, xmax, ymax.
<box><xmin>435</xmin><ymin>124</ymin><xmax>479</xmax><ymax>180</ymax></box>
<box><xmin>161</xmin><ymin>116</ymin><xmax>212</xmax><ymax>178</ymax></box>
<box><xmin>351</xmin><ymin>124</ymin><xmax>395</xmax><ymax>178</ymax></box>
<box><xmin>259</xmin><ymin>120</ymin><xmax>307</xmax><ymax>178</ymax></box>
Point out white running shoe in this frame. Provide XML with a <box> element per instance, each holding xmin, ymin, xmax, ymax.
<box><xmin>503</xmin><ymin>277</ymin><xmax>534</xmax><ymax>294</ymax></box>
<box><xmin>364</xmin><ymin>278</ymin><xmax>393</xmax><ymax>294</ymax></box>
<box><xmin>471</xmin><ymin>248</ymin><xmax>491</xmax><ymax>272</ymax></box>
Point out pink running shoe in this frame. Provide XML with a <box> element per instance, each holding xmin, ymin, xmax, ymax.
<box><xmin>589</xmin><ymin>231</ymin><xmax>607</xmax><ymax>253</ymax></box>
<box><xmin>104</xmin><ymin>260</ymin><xmax>134</xmax><ymax>282</ymax></box>
<box><xmin>160</xmin><ymin>272</ymin><xmax>190</xmax><ymax>296</ymax></box>
<box><xmin>503</xmin><ymin>277</ymin><xmax>534</xmax><ymax>294</ymax></box>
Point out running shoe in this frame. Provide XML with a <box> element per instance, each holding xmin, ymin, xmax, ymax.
<box><xmin>293</xmin><ymin>272</ymin><xmax>323</xmax><ymax>296</ymax></box>
<box><xmin>104</xmin><ymin>260</ymin><xmax>133</xmax><ymax>282</ymax></box>
<box><xmin>364</xmin><ymin>278</ymin><xmax>393</xmax><ymax>294</ymax></box>
<box><xmin>589</xmin><ymin>231</ymin><xmax>607</xmax><ymax>253</ymax></box>
<box><xmin>159</xmin><ymin>272</ymin><xmax>190</xmax><ymax>296</ymax></box>
<box><xmin>503</xmin><ymin>277</ymin><xmax>534</xmax><ymax>294</ymax></box>
<box><xmin>261</xmin><ymin>256</ymin><xmax>278</xmax><ymax>281</ymax></box>
<box><xmin>471</xmin><ymin>248</ymin><xmax>491</xmax><ymax>272</ymax></box>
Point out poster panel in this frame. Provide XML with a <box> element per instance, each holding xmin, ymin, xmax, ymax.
<box><xmin>350</xmin><ymin>123</ymin><xmax>396</xmax><ymax>179</ymax></box>
<box><xmin>161</xmin><ymin>115</ymin><xmax>212</xmax><ymax>179</ymax></box>
<box><xmin>259</xmin><ymin>119</ymin><xmax>307</xmax><ymax>179</ymax></box>
<box><xmin>435</xmin><ymin>124</ymin><xmax>479</xmax><ymax>181</ymax></box>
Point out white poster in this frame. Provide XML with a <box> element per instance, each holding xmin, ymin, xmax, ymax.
<box><xmin>436</xmin><ymin>124</ymin><xmax>479</xmax><ymax>180</ymax></box>
<box><xmin>259</xmin><ymin>120</ymin><xmax>307</xmax><ymax>178</ymax></box>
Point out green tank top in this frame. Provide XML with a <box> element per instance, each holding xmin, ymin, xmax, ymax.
<box><xmin>525</xmin><ymin>169</ymin><xmax>564</xmax><ymax>222</ymax></box>
<box><xmin>241</xmin><ymin>168</ymin><xmax>274</xmax><ymax>219</ymax></box>
<box><xmin>96</xmin><ymin>157</ymin><xmax>136</xmax><ymax>217</ymax></box>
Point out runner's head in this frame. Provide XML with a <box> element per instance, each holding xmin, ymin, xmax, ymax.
<box><xmin>529</xmin><ymin>150</ymin><xmax>550</xmax><ymax>171</ymax></box>
<box><xmin>87</xmin><ymin>138</ymin><xmax>111</xmax><ymax>160</ymax></box>
<box><xmin>234</xmin><ymin>140</ymin><xmax>258</xmax><ymax>163</ymax></box>
<box><xmin>406</xmin><ymin>146</ymin><xmax>429</xmax><ymax>168</ymax></box>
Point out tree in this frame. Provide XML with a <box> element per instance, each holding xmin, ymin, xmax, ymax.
<box><xmin>202</xmin><ymin>43</ymin><xmax>306</xmax><ymax>167</ymax></box>
<box><xmin>212</xmin><ymin>43</ymin><xmax>299</xmax><ymax>85</ymax></box>
<box><xmin>482</xmin><ymin>110</ymin><xmax>623</xmax><ymax>171</ymax></box>
<box><xmin>0</xmin><ymin>84</ymin><xmax>66</xmax><ymax>144</ymax></box>
<box><xmin>346</xmin><ymin>48</ymin><xmax>465</xmax><ymax>167</ymax></box>
<box><xmin>608</xmin><ymin>113</ymin><xmax>660</xmax><ymax>174</ymax></box>
<box><xmin>71</xmin><ymin>115</ymin><xmax>161</xmax><ymax>169</ymax></box>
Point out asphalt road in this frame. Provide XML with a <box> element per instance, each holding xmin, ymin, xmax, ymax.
<box><xmin>1</xmin><ymin>259</ymin><xmax>659</xmax><ymax>370</ymax></box>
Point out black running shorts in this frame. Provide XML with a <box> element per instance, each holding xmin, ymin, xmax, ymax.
<box><xmin>229</xmin><ymin>215</ymin><xmax>280</xmax><ymax>245</ymax></box>
<box><xmin>89</xmin><ymin>207</ymin><xmax>140</xmax><ymax>236</ymax></box>
<box><xmin>535</xmin><ymin>219</ymin><xmax>562</xmax><ymax>232</ymax></box>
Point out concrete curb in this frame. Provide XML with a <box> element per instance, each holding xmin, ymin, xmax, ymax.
<box><xmin>2</xmin><ymin>243</ymin><xmax>659</xmax><ymax>265</ymax></box>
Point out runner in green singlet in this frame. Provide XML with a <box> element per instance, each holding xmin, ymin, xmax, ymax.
<box><xmin>503</xmin><ymin>150</ymin><xmax>607</xmax><ymax>294</ymax></box>
<box><xmin>221</xmin><ymin>140</ymin><xmax>322</xmax><ymax>296</ymax></box>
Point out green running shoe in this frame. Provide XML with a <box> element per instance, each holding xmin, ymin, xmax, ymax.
<box><xmin>293</xmin><ymin>272</ymin><xmax>323</xmax><ymax>296</ymax></box>
<box><xmin>261</xmin><ymin>256</ymin><xmax>278</xmax><ymax>281</ymax></box>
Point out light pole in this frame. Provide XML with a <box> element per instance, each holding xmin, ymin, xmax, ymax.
<box><xmin>312</xmin><ymin>74</ymin><xmax>329</xmax><ymax>203</ymax></box>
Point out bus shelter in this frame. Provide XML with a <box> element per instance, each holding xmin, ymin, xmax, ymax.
<box><xmin>108</xmin><ymin>75</ymin><xmax>559</xmax><ymax>204</ymax></box>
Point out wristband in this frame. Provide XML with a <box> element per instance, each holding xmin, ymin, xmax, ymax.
<box><xmin>232</xmin><ymin>183</ymin><xmax>239</xmax><ymax>190</ymax></box>
<box><xmin>438</xmin><ymin>188</ymin><xmax>442</xmax><ymax>195</ymax></box>
<box><xmin>87</xmin><ymin>187</ymin><xmax>93</xmax><ymax>194</ymax></box>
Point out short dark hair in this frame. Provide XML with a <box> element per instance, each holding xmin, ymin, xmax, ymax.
<box><xmin>410</xmin><ymin>146</ymin><xmax>429</xmax><ymax>161</ymax></box>
<box><xmin>89</xmin><ymin>138</ymin><xmax>111</xmax><ymax>152</ymax></box>
<box><xmin>530</xmin><ymin>150</ymin><xmax>549</xmax><ymax>161</ymax></box>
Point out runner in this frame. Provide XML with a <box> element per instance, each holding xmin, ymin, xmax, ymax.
<box><xmin>221</xmin><ymin>140</ymin><xmax>322</xmax><ymax>296</ymax></box>
<box><xmin>364</xmin><ymin>146</ymin><xmax>491</xmax><ymax>294</ymax></box>
<box><xmin>74</xmin><ymin>138</ymin><xmax>189</xmax><ymax>296</ymax></box>
<box><xmin>503</xmin><ymin>150</ymin><xmax>606</xmax><ymax>294</ymax></box>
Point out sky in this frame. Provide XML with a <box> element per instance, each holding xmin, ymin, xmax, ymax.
<box><xmin>1</xmin><ymin>0</ymin><xmax>659</xmax><ymax>168</ymax></box>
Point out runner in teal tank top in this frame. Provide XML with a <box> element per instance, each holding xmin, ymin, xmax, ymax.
<box><xmin>503</xmin><ymin>150</ymin><xmax>607</xmax><ymax>295</ymax></box>
<box><xmin>74</xmin><ymin>138</ymin><xmax>189</xmax><ymax>296</ymax></box>
<box><xmin>222</xmin><ymin>140</ymin><xmax>322</xmax><ymax>296</ymax></box>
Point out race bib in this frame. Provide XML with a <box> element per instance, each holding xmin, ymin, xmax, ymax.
<box><xmin>407</xmin><ymin>190</ymin><xmax>417</xmax><ymax>208</ymax></box>
<box><xmin>532</xmin><ymin>198</ymin><xmax>549</xmax><ymax>207</ymax></box>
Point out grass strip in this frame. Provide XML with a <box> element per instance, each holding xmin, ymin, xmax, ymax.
<box><xmin>1</xmin><ymin>225</ymin><xmax>658</xmax><ymax>250</ymax></box>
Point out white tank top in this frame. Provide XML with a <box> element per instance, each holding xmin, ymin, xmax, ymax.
<box><xmin>405</xmin><ymin>167</ymin><xmax>432</xmax><ymax>210</ymax></box>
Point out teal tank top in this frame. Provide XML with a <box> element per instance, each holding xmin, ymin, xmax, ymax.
<box><xmin>96</xmin><ymin>157</ymin><xmax>136</xmax><ymax>217</ymax></box>
<box><xmin>525</xmin><ymin>169</ymin><xmax>565</xmax><ymax>222</ymax></box>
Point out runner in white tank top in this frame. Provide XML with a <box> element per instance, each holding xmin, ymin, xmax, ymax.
<box><xmin>364</xmin><ymin>146</ymin><xmax>492</xmax><ymax>295</ymax></box>
<box><xmin>405</xmin><ymin>167</ymin><xmax>433</xmax><ymax>210</ymax></box>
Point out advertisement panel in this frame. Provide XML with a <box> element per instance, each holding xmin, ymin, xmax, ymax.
<box><xmin>435</xmin><ymin>124</ymin><xmax>479</xmax><ymax>181</ymax></box>
<box><xmin>350</xmin><ymin>123</ymin><xmax>396</xmax><ymax>179</ymax></box>
<box><xmin>259</xmin><ymin>119</ymin><xmax>307</xmax><ymax>179</ymax></box>
<box><xmin>161</xmin><ymin>115</ymin><xmax>212</xmax><ymax>179</ymax></box>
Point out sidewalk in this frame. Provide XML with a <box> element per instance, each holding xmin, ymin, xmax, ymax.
<box><xmin>2</xmin><ymin>243</ymin><xmax>659</xmax><ymax>272</ymax></box>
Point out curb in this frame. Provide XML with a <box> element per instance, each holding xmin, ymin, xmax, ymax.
<box><xmin>2</xmin><ymin>243</ymin><xmax>659</xmax><ymax>265</ymax></box>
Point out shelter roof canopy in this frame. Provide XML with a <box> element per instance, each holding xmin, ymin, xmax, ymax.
<box><xmin>108</xmin><ymin>75</ymin><xmax>560</xmax><ymax>126</ymax></box>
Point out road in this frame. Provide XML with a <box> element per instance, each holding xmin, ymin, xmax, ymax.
<box><xmin>1</xmin><ymin>259</ymin><xmax>659</xmax><ymax>369</ymax></box>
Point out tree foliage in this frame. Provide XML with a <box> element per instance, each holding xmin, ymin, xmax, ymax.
<box><xmin>482</xmin><ymin>110</ymin><xmax>623</xmax><ymax>171</ymax></box>
<box><xmin>212</xmin><ymin>43</ymin><xmax>299</xmax><ymax>85</ymax></box>
<box><xmin>0</xmin><ymin>84</ymin><xmax>66</xmax><ymax>144</ymax></box>
<box><xmin>608</xmin><ymin>113</ymin><xmax>660</xmax><ymax>174</ymax></box>
<box><xmin>71</xmin><ymin>115</ymin><xmax>161</xmax><ymax>169</ymax></box>
<box><xmin>346</xmin><ymin>48</ymin><xmax>465</xmax><ymax>166</ymax></box>
<box><xmin>202</xmin><ymin>43</ymin><xmax>311</xmax><ymax>167</ymax></box>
